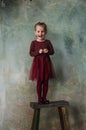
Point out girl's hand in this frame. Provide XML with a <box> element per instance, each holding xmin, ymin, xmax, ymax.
<box><xmin>39</xmin><ymin>49</ymin><xmax>43</xmax><ymax>54</ymax></box>
<box><xmin>43</xmin><ymin>48</ymin><xmax>48</xmax><ymax>53</ymax></box>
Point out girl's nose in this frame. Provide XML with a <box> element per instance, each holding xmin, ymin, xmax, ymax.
<box><xmin>39</xmin><ymin>32</ymin><xmax>42</xmax><ymax>35</ymax></box>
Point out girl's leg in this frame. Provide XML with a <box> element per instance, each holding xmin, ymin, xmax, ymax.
<box><xmin>43</xmin><ymin>79</ymin><xmax>49</xmax><ymax>102</ymax></box>
<box><xmin>36</xmin><ymin>79</ymin><xmax>43</xmax><ymax>102</ymax></box>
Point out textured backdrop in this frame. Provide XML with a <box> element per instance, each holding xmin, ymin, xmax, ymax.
<box><xmin>0</xmin><ymin>0</ymin><xmax>86</xmax><ymax>130</ymax></box>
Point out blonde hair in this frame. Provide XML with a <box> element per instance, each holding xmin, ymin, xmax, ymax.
<box><xmin>34</xmin><ymin>22</ymin><xmax>47</xmax><ymax>33</ymax></box>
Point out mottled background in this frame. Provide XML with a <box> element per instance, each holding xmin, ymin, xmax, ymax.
<box><xmin>0</xmin><ymin>0</ymin><xmax>86</xmax><ymax>130</ymax></box>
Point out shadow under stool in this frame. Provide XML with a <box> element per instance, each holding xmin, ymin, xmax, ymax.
<box><xmin>30</xmin><ymin>100</ymin><xmax>70</xmax><ymax>130</ymax></box>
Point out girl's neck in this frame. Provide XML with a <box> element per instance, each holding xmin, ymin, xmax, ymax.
<box><xmin>36</xmin><ymin>39</ymin><xmax>45</xmax><ymax>42</ymax></box>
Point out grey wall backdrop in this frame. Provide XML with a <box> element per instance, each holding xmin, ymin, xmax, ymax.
<box><xmin>0</xmin><ymin>0</ymin><xmax>86</xmax><ymax>130</ymax></box>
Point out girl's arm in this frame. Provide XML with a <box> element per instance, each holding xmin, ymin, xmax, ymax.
<box><xmin>47</xmin><ymin>40</ymin><xmax>54</xmax><ymax>55</ymax></box>
<box><xmin>29</xmin><ymin>41</ymin><xmax>39</xmax><ymax>57</ymax></box>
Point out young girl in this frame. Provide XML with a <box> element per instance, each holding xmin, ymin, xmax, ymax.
<box><xmin>29</xmin><ymin>22</ymin><xmax>55</xmax><ymax>104</ymax></box>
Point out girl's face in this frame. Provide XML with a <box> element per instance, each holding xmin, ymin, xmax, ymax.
<box><xmin>35</xmin><ymin>25</ymin><xmax>46</xmax><ymax>42</ymax></box>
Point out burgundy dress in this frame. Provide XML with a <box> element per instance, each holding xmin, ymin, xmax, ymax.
<box><xmin>29</xmin><ymin>40</ymin><xmax>55</xmax><ymax>81</ymax></box>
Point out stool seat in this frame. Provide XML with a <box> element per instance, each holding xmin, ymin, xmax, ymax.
<box><xmin>30</xmin><ymin>100</ymin><xmax>70</xmax><ymax>130</ymax></box>
<box><xmin>30</xmin><ymin>100</ymin><xmax>69</xmax><ymax>109</ymax></box>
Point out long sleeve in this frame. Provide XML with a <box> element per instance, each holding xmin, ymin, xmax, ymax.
<box><xmin>47</xmin><ymin>40</ymin><xmax>54</xmax><ymax>55</ymax></box>
<box><xmin>29</xmin><ymin>41</ymin><xmax>39</xmax><ymax>57</ymax></box>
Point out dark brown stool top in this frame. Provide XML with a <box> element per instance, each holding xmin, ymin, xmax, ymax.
<box><xmin>30</xmin><ymin>100</ymin><xmax>69</xmax><ymax>109</ymax></box>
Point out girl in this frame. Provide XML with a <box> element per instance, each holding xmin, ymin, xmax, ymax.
<box><xmin>29</xmin><ymin>22</ymin><xmax>55</xmax><ymax>104</ymax></box>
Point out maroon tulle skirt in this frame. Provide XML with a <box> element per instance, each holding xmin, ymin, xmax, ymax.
<box><xmin>29</xmin><ymin>55</ymin><xmax>55</xmax><ymax>81</ymax></box>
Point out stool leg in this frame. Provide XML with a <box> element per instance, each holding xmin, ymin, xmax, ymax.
<box><xmin>58</xmin><ymin>107</ymin><xmax>70</xmax><ymax>130</ymax></box>
<box><xmin>31</xmin><ymin>109</ymin><xmax>40</xmax><ymax>130</ymax></box>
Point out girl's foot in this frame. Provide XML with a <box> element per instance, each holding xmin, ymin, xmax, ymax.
<box><xmin>45</xmin><ymin>100</ymin><xmax>50</xmax><ymax>104</ymax></box>
<box><xmin>38</xmin><ymin>98</ymin><xmax>50</xmax><ymax>104</ymax></box>
<box><xmin>38</xmin><ymin>100</ymin><xmax>43</xmax><ymax>104</ymax></box>
<box><xmin>42</xmin><ymin>100</ymin><xmax>50</xmax><ymax>104</ymax></box>
<box><xmin>38</xmin><ymin>97</ymin><xmax>43</xmax><ymax>104</ymax></box>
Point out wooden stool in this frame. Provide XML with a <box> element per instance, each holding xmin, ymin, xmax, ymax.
<box><xmin>30</xmin><ymin>100</ymin><xmax>70</xmax><ymax>130</ymax></box>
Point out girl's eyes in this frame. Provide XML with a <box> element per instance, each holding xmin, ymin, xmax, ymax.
<box><xmin>37</xmin><ymin>31</ymin><xmax>45</xmax><ymax>33</ymax></box>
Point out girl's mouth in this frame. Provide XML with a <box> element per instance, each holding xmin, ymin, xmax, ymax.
<box><xmin>38</xmin><ymin>35</ymin><xmax>42</xmax><ymax>37</ymax></box>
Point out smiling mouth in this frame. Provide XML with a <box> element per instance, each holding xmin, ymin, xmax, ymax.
<box><xmin>38</xmin><ymin>35</ymin><xmax>42</xmax><ymax>37</ymax></box>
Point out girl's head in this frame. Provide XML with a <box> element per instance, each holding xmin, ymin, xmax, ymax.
<box><xmin>34</xmin><ymin>22</ymin><xmax>47</xmax><ymax>41</ymax></box>
<box><xmin>34</xmin><ymin>22</ymin><xmax>47</xmax><ymax>33</ymax></box>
